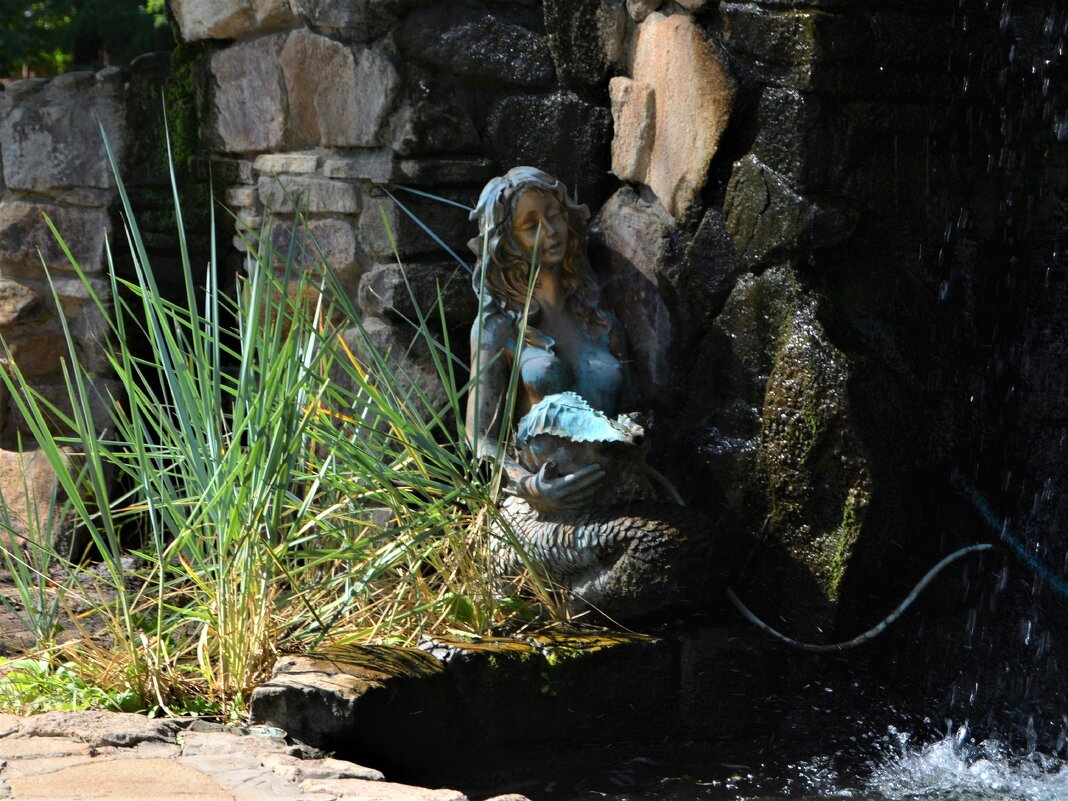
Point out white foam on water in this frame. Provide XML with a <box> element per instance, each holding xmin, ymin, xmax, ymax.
<box><xmin>868</xmin><ymin>729</ymin><xmax>1068</xmax><ymax>801</ymax></box>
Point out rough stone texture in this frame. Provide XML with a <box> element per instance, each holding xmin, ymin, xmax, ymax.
<box><xmin>591</xmin><ymin>188</ymin><xmax>674</xmax><ymax>406</ymax></box>
<box><xmin>0</xmin><ymin>711</ymin><xmax>470</xmax><ymax>801</ymax></box>
<box><xmin>0</xmin><ymin>201</ymin><xmax>111</xmax><ymax>274</ymax></box>
<box><xmin>225</xmin><ymin>186</ymin><xmax>259</xmax><ymax>207</ymax></box>
<box><xmin>5</xmin><ymin>331</ymin><xmax>67</xmax><ymax>379</ymax></box>
<box><xmin>324</xmin><ymin>150</ymin><xmax>395</xmax><ymax>181</ymax></box>
<box><xmin>398</xmin><ymin>7</ymin><xmax>555</xmax><ymax>87</ymax></box>
<box><xmin>0</xmin><ymin>71</ymin><xmax>126</xmax><ymax>193</ymax></box>
<box><xmin>358</xmin><ymin>263</ymin><xmax>476</xmax><ymax>328</ymax></box>
<box><xmin>171</xmin><ymin>0</ymin><xmax>295</xmax><ymax>40</ymax></box>
<box><xmin>291</xmin><ymin>0</ymin><xmax>411</xmax><ymax>42</ymax></box>
<box><xmin>249</xmin><ymin>651</ymin><xmax>440</xmax><ymax>747</ymax></box>
<box><xmin>258</xmin><ymin>176</ymin><xmax>360</xmax><ymax>215</ymax></box>
<box><xmin>280</xmin><ymin>31</ymin><xmax>400</xmax><ymax>148</ymax></box>
<box><xmin>724</xmin><ymin>155</ymin><xmax>856</xmax><ymax>270</ymax></box>
<box><xmin>261</xmin><ymin>753</ymin><xmax>385</xmax><ymax>782</ymax></box>
<box><xmin>626</xmin><ymin>0</ymin><xmax>662</xmax><ymax>23</ymax></box>
<box><xmin>253</xmin><ymin>152</ymin><xmax>321</xmax><ymax>175</ymax></box>
<box><xmin>0</xmin><ymin>279</ymin><xmax>44</xmax><ymax>326</ymax></box>
<box><xmin>19</xmin><ymin>710</ymin><xmax>180</xmax><ymax>748</ymax></box>
<box><xmin>359</xmin><ymin>187</ymin><xmax>471</xmax><ymax>261</ymax></box>
<box><xmin>608</xmin><ymin>77</ymin><xmax>654</xmax><ymax>184</ymax></box>
<box><xmin>270</xmin><ymin>217</ymin><xmax>367</xmax><ymax>291</ymax></box>
<box><xmin>487</xmin><ymin>91</ymin><xmax>613</xmax><ymax>207</ymax></box>
<box><xmin>622</xmin><ymin>12</ymin><xmax>737</xmax><ymax>218</ymax></box>
<box><xmin>0</xmin><ymin>448</ymin><xmax>72</xmax><ymax>552</ymax></box>
<box><xmin>758</xmin><ymin>297</ymin><xmax>871</xmax><ymax>634</ymax></box>
<box><xmin>300</xmin><ymin>779</ymin><xmax>467</xmax><ymax>801</ymax></box>
<box><xmin>210</xmin><ymin>33</ymin><xmax>288</xmax><ymax>153</ymax></box>
<box><xmin>391</xmin><ymin>91</ymin><xmax>482</xmax><ymax>156</ymax></box>
<box><xmin>7</xmin><ymin>757</ymin><xmax>229</xmax><ymax>801</ymax></box>
<box><xmin>213</xmin><ymin>157</ymin><xmax>256</xmax><ymax>185</ymax></box>
<box><xmin>543</xmin><ymin>0</ymin><xmax>614</xmax><ymax>87</ymax></box>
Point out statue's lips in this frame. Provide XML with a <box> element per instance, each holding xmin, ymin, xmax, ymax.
<box><xmin>538</xmin><ymin>241</ymin><xmax>564</xmax><ymax>262</ymax></box>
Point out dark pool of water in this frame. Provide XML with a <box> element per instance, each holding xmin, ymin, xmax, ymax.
<box><xmin>518</xmin><ymin>726</ymin><xmax>1068</xmax><ymax>801</ymax></box>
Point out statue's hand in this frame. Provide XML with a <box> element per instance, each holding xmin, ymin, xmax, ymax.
<box><xmin>515</xmin><ymin>462</ymin><xmax>605</xmax><ymax>513</ymax></box>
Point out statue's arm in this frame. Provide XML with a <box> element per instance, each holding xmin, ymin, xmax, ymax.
<box><xmin>466</xmin><ymin>313</ymin><xmax>604</xmax><ymax>511</ymax></box>
<box><xmin>466</xmin><ymin>313</ymin><xmax>513</xmax><ymax>460</ymax></box>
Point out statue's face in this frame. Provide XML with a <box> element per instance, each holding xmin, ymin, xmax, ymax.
<box><xmin>511</xmin><ymin>190</ymin><xmax>568</xmax><ymax>266</ymax></box>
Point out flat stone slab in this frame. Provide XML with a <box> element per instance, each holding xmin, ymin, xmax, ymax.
<box><xmin>0</xmin><ymin>711</ymin><xmax>478</xmax><ymax>801</ymax></box>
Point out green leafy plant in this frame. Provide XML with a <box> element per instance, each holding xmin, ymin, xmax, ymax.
<box><xmin>0</xmin><ymin>123</ymin><xmax>550</xmax><ymax>716</ymax></box>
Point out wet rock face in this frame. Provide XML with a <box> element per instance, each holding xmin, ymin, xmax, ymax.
<box><xmin>8</xmin><ymin>0</ymin><xmax>1068</xmax><ymax>685</ymax></box>
<box><xmin>397</xmin><ymin>6</ymin><xmax>556</xmax><ymax>88</ymax></box>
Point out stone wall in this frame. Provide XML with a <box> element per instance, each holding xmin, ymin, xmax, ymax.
<box><xmin>2</xmin><ymin>1</ymin><xmax>1068</xmax><ymax>713</ymax></box>
<box><xmin>0</xmin><ymin>69</ymin><xmax>128</xmax><ymax>444</ymax></box>
<box><xmin>171</xmin><ymin>0</ymin><xmax>624</xmax><ymax>401</ymax></box>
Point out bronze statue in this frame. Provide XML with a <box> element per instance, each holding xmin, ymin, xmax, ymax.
<box><xmin>462</xmin><ymin>166</ymin><xmax>992</xmax><ymax>642</ymax></box>
<box><xmin>466</xmin><ymin>167</ymin><xmax>714</xmax><ymax>622</ymax></box>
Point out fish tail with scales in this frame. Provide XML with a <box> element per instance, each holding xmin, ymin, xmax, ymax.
<box><xmin>492</xmin><ymin>495</ymin><xmax>720</xmax><ymax>622</ymax></box>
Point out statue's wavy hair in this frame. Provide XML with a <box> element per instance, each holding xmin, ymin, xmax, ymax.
<box><xmin>469</xmin><ymin>166</ymin><xmax>608</xmax><ymax>348</ymax></box>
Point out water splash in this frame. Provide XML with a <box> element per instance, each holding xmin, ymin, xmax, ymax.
<box><xmin>869</xmin><ymin>727</ymin><xmax>1068</xmax><ymax>801</ymax></box>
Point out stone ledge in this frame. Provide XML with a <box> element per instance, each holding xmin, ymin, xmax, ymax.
<box><xmin>249</xmin><ymin>629</ymin><xmax>792</xmax><ymax>791</ymax></box>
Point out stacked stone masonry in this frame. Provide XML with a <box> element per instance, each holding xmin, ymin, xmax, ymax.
<box><xmin>0</xmin><ymin>70</ymin><xmax>126</xmax><ymax>446</ymax></box>
<box><xmin>3</xmin><ymin>0</ymin><xmax>1065</xmax><ymax>667</ymax></box>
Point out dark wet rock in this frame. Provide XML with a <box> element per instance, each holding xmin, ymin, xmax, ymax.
<box><xmin>752</xmin><ymin>88</ymin><xmax>841</xmax><ymax>194</ymax></box>
<box><xmin>487</xmin><ymin>91</ymin><xmax>613</xmax><ymax>207</ymax></box>
<box><xmin>359</xmin><ymin>262</ymin><xmax>476</xmax><ymax>328</ymax></box>
<box><xmin>398</xmin><ymin>6</ymin><xmax>555</xmax><ymax>88</ymax></box>
<box><xmin>249</xmin><ymin>649</ymin><xmax>445</xmax><ymax>749</ymax></box>
<box><xmin>675</xmin><ymin>266</ymin><xmax>793</xmax><ymax>522</ymax></box>
<box><xmin>720</xmin><ymin>5</ymin><xmax>862</xmax><ymax>68</ymax></box>
<box><xmin>250</xmin><ymin>632</ymin><xmax>799</xmax><ymax>790</ymax></box>
<box><xmin>543</xmin><ymin>0</ymin><xmax>611</xmax><ymax>88</ymax></box>
<box><xmin>724</xmin><ymin>155</ymin><xmax>856</xmax><ymax>270</ymax></box>
<box><xmin>393</xmin><ymin>157</ymin><xmax>495</xmax><ymax>187</ymax></box>
<box><xmin>591</xmin><ymin>187</ymin><xmax>675</xmax><ymax>406</ymax></box>
<box><xmin>391</xmin><ymin>77</ymin><xmax>482</xmax><ymax>156</ymax></box>
<box><xmin>359</xmin><ymin>186</ymin><xmax>472</xmax><ymax>262</ymax></box>
<box><xmin>681</xmin><ymin>208</ymin><xmax>745</xmax><ymax>325</ymax></box>
<box><xmin>290</xmin><ymin>0</ymin><xmax>413</xmax><ymax>42</ymax></box>
<box><xmin>758</xmin><ymin>296</ymin><xmax>870</xmax><ymax>623</ymax></box>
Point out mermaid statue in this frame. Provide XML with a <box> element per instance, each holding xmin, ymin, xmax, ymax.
<box><xmin>465</xmin><ymin>167</ymin><xmax>715</xmax><ymax>622</ymax></box>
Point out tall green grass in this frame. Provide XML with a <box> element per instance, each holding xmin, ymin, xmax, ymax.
<box><xmin>0</xmin><ymin>135</ymin><xmax>537</xmax><ymax>715</ymax></box>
